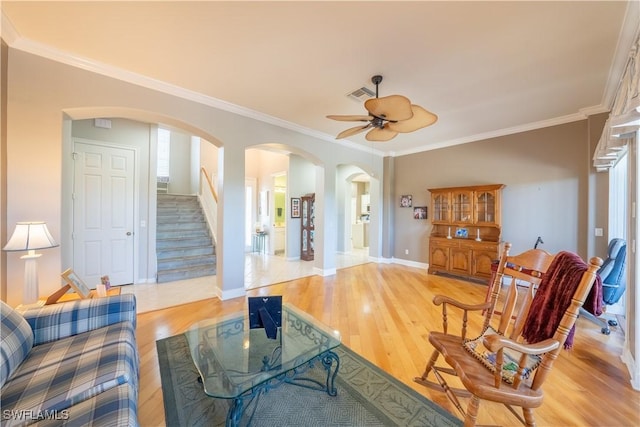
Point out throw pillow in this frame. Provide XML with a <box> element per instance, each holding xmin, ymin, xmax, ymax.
<box><xmin>463</xmin><ymin>326</ymin><xmax>541</xmax><ymax>384</ymax></box>
<box><xmin>1</xmin><ymin>301</ymin><xmax>34</xmax><ymax>388</ymax></box>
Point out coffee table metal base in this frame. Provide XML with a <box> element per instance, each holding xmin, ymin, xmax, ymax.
<box><xmin>225</xmin><ymin>349</ymin><xmax>340</xmax><ymax>427</ymax></box>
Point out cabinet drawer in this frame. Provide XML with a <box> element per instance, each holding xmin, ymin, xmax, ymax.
<box><xmin>458</xmin><ymin>241</ymin><xmax>476</xmax><ymax>250</ymax></box>
<box><xmin>473</xmin><ymin>242</ymin><xmax>499</xmax><ymax>251</ymax></box>
<box><xmin>458</xmin><ymin>241</ymin><xmax>497</xmax><ymax>250</ymax></box>
<box><xmin>430</xmin><ymin>237</ymin><xmax>458</xmax><ymax>248</ymax></box>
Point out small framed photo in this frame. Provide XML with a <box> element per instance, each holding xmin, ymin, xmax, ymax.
<box><xmin>400</xmin><ymin>195</ymin><xmax>412</xmax><ymax>208</ymax></box>
<box><xmin>61</xmin><ymin>268</ymin><xmax>91</xmax><ymax>299</ymax></box>
<box><xmin>414</xmin><ymin>206</ymin><xmax>428</xmax><ymax>219</ymax></box>
<box><xmin>291</xmin><ymin>198</ymin><xmax>301</xmax><ymax>218</ymax></box>
<box><xmin>101</xmin><ymin>275</ymin><xmax>111</xmax><ymax>290</ymax></box>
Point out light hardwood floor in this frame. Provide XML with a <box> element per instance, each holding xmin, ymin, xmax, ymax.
<box><xmin>137</xmin><ymin>262</ymin><xmax>640</xmax><ymax>426</ymax></box>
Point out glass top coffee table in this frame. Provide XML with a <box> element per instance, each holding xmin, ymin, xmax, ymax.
<box><xmin>185</xmin><ymin>303</ymin><xmax>341</xmax><ymax>426</ymax></box>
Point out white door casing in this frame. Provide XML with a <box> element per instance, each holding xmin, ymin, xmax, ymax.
<box><xmin>73</xmin><ymin>141</ymin><xmax>135</xmax><ymax>287</ymax></box>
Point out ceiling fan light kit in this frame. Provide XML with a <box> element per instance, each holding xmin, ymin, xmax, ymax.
<box><xmin>327</xmin><ymin>75</ymin><xmax>437</xmax><ymax>141</ymax></box>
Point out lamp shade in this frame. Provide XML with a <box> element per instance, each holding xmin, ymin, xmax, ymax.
<box><xmin>3</xmin><ymin>222</ymin><xmax>59</xmax><ymax>252</ymax></box>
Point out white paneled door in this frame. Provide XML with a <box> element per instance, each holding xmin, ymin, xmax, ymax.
<box><xmin>73</xmin><ymin>141</ymin><xmax>135</xmax><ymax>287</ymax></box>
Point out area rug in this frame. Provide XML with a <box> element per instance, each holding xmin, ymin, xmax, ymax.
<box><xmin>157</xmin><ymin>334</ymin><xmax>461</xmax><ymax>426</ymax></box>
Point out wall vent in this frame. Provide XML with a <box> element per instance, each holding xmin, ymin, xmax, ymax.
<box><xmin>346</xmin><ymin>86</ymin><xmax>375</xmax><ymax>103</ymax></box>
<box><xmin>94</xmin><ymin>118</ymin><xmax>112</xmax><ymax>129</ymax></box>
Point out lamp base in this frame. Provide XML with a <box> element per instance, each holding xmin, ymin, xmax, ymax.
<box><xmin>21</xmin><ymin>252</ymin><xmax>42</xmax><ymax>305</ymax></box>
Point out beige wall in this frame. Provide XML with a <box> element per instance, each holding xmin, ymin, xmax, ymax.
<box><xmin>3</xmin><ymin>48</ymin><xmax>382</xmax><ymax>305</ymax></box>
<box><xmin>288</xmin><ymin>155</ymin><xmax>317</xmax><ymax>257</ymax></box>
<box><xmin>70</xmin><ymin>118</ymin><xmax>154</xmax><ymax>282</ymax></box>
<box><xmin>1</xmin><ymin>40</ymin><xmax>7</xmax><ymax>301</ymax></box>
<box><xmin>254</xmin><ymin>150</ymin><xmax>288</xmax><ymax>253</ymax></box>
<box><xmin>200</xmin><ymin>137</ymin><xmax>218</xmax><ymax>183</ymax></box>
<box><xmin>392</xmin><ymin>114</ymin><xmax>609</xmax><ymax>263</ymax></box>
<box><xmin>2</xmin><ymin>43</ymin><xmax>612</xmax><ymax>304</ymax></box>
<box><xmin>168</xmin><ymin>130</ymin><xmax>194</xmax><ymax>195</ymax></box>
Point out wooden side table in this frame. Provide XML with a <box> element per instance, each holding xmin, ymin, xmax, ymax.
<box><xmin>16</xmin><ymin>286</ymin><xmax>123</xmax><ymax>313</ymax></box>
<box><xmin>44</xmin><ymin>284</ymin><xmax>121</xmax><ymax>305</ymax></box>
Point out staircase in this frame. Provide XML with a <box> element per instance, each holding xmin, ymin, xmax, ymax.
<box><xmin>156</xmin><ymin>194</ymin><xmax>216</xmax><ymax>283</ymax></box>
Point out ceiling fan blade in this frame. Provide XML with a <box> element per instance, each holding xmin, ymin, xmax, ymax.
<box><xmin>326</xmin><ymin>115</ymin><xmax>373</xmax><ymax>122</ymax></box>
<box><xmin>365</xmin><ymin>95</ymin><xmax>413</xmax><ymax>122</ymax></box>
<box><xmin>365</xmin><ymin>125</ymin><xmax>398</xmax><ymax>142</ymax></box>
<box><xmin>336</xmin><ymin>124</ymin><xmax>372</xmax><ymax>139</ymax></box>
<box><xmin>387</xmin><ymin>105</ymin><xmax>438</xmax><ymax>133</ymax></box>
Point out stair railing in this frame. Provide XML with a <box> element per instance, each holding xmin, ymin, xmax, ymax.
<box><xmin>200</xmin><ymin>167</ymin><xmax>218</xmax><ymax>243</ymax></box>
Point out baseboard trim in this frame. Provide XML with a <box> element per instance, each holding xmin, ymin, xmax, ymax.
<box><xmin>621</xmin><ymin>344</ymin><xmax>639</xmax><ymax>391</ymax></box>
<box><xmin>315</xmin><ymin>267</ymin><xmax>337</xmax><ymax>277</ymax></box>
<box><xmin>218</xmin><ymin>286</ymin><xmax>246</xmax><ymax>301</ymax></box>
<box><xmin>391</xmin><ymin>258</ymin><xmax>429</xmax><ymax>270</ymax></box>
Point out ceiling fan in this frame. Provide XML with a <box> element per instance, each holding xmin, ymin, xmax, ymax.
<box><xmin>327</xmin><ymin>75</ymin><xmax>437</xmax><ymax>142</ymax></box>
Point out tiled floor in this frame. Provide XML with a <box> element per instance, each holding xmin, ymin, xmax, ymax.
<box><xmin>121</xmin><ymin>248</ymin><xmax>370</xmax><ymax>313</ymax></box>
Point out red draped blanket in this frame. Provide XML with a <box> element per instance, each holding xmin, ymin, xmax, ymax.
<box><xmin>522</xmin><ymin>251</ymin><xmax>602</xmax><ymax>349</ymax></box>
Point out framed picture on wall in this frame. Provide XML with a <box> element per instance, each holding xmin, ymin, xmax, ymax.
<box><xmin>291</xmin><ymin>198</ymin><xmax>301</xmax><ymax>218</ymax></box>
<box><xmin>61</xmin><ymin>268</ymin><xmax>92</xmax><ymax>299</ymax></box>
<box><xmin>400</xmin><ymin>195</ymin><xmax>412</xmax><ymax>207</ymax></box>
<box><xmin>414</xmin><ymin>206</ymin><xmax>427</xmax><ymax>219</ymax></box>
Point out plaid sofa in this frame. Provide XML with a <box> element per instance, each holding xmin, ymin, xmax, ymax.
<box><xmin>0</xmin><ymin>295</ymin><xmax>138</xmax><ymax>426</ymax></box>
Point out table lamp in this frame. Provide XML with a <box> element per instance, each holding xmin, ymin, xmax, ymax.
<box><xmin>3</xmin><ymin>222</ymin><xmax>59</xmax><ymax>305</ymax></box>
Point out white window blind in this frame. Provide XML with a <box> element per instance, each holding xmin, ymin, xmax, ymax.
<box><xmin>157</xmin><ymin>128</ymin><xmax>171</xmax><ymax>179</ymax></box>
<box><xmin>609</xmin><ymin>149</ymin><xmax>628</xmax><ymax>240</ymax></box>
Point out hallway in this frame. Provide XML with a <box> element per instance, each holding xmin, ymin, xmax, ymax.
<box><xmin>122</xmin><ymin>248</ymin><xmax>371</xmax><ymax>313</ymax></box>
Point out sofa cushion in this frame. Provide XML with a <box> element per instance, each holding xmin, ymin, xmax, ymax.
<box><xmin>1</xmin><ymin>301</ymin><xmax>34</xmax><ymax>388</ymax></box>
<box><xmin>31</xmin><ymin>383</ymin><xmax>138</xmax><ymax>427</ymax></box>
<box><xmin>463</xmin><ymin>326</ymin><xmax>541</xmax><ymax>384</ymax></box>
<box><xmin>20</xmin><ymin>294</ymin><xmax>137</xmax><ymax>346</ymax></box>
<box><xmin>1</xmin><ymin>321</ymin><xmax>138</xmax><ymax>426</ymax></box>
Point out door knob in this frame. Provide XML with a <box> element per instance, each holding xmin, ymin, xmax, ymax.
<box><xmin>126</xmin><ymin>232</ymin><xmax>132</xmax><ymax>236</ymax></box>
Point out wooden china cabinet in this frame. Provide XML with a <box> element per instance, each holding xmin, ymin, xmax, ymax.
<box><xmin>300</xmin><ymin>193</ymin><xmax>315</xmax><ymax>261</ymax></box>
<box><xmin>428</xmin><ymin>184</ymin><xmax>505</xmax><ymax>281</ymax></box>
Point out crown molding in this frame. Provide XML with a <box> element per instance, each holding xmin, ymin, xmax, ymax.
<box><xmin>1</xmin><ymin>10</ymin><xmax>19</xmax><ymax>45</ymax></box>
<box><xmin>392</xmin><ymin>111</ymin><xmax>595</xmax><ymax>157</ymax></box>
<box><xmin>1</xmin><ymin>11</ymin><xmax>385</xmax><ymax>159</ymax></box>
<box><xmin>2</xmin><ymin>8</ymin><xmax>630</xmax><ymax>160</ymax></box>
<box><xmin>601</xmin><ymin>0</ymin><xmax>640</xmax><ymax>109</ymax></box>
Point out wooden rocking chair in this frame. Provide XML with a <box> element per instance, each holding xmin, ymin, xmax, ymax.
<box><xmin>415</xmin><ymin>242</ymin><xmax>602</xmax><ymax>426</ymax></box>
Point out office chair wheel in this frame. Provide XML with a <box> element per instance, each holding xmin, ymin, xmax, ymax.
<box><xmin>607</xmin><ymin>319</ymin><xmax>618</xmax><ymax>327</ymax></box>
<box><xmin>601</xmin><ymin>327</ymin><xmax>611</xmax><ymax>335</ymax></box>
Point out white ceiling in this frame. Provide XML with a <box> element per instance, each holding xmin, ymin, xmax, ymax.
<box><xmin>2</xmin><ymin>1</ymin><xmax>637</xmax><ymax>156</ymax></box>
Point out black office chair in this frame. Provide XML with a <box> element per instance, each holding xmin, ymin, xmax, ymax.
<box><xmin>582</xmin><ymin>238</ymin><xmax>627</xmax><ymax>334</ymax></box>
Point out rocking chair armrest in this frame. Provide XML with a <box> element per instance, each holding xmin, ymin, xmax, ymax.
<box><xmin>483</xmin><ymin>334</ymin><xmax>560</xmax><ymax>355</ymax></box>
<box><xmin>433</xmin><ymin>295</ymin><xmax>491</xmax><ymax>312</ymax></box>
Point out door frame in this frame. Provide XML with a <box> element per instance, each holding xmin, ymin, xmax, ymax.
<box><xmin>70</xmin><ymin>137</ymin><xmax>139</xmax><ymax>286</ymax></box>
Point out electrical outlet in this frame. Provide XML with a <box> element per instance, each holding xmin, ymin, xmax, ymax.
<box><xmin>595</xmin><ymin>228</ymin><xmax>603</xmax><ymax>237</ymax></box>
<box><xmin>405</xmin><ymin>249</ymin><xmax>409</xmax><ymax>255</ymax></box>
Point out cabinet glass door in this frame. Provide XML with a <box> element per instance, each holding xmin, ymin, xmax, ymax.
<box><xmin>300</xmin><ymin>194</ymin><xmax>315</xmax><ymax>261</ymax></box>
<box><xmin>475</xmin><ymin>191</ymin><xmax>496</xmax><ymax>224</ymax></box>
<box><xmin>309</xmin><ymin>202</ymin><xmax>315</xmax><ymax>250</ymax></box>
<box><xmin>302</xmin><ymin>200</ymin><xmax>308</xmax><ymax>227</ymax></box>
<box><xmin>452</xmin><ymin>191</ymin><xmax>472</xmax><ymax>223</ymax></box>
<box><xmin>432</xmin><ymin>193</ymin><xmax>449</xmax><ymax>223</ymax></box>
<box><xmin>301</xmin><ymin>199</ymin><xmax>309</xmax><ymax>252</ymax></box>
